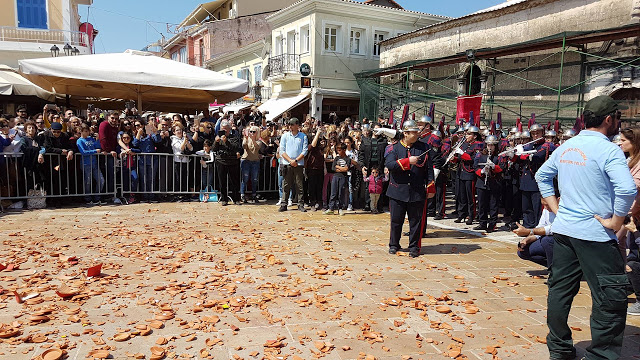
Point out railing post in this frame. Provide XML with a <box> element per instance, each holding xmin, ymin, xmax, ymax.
<box><xmin>556</xmin><ymin>35</ymin><xmax>567</xmax><ymax>120</ymax></box>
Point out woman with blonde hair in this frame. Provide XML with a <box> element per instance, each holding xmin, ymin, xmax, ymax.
<box><xmin>241</xmin><ymin>125</ymin><xmax>261</xmax><ymax>203</ymax></box>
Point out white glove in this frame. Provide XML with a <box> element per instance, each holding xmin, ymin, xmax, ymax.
<box><xmin>514</xmin><ymin>145</ymin><xmax>525</xmax><ymax>156</ymax></box>
<box><xmin>488</xmin><ymin>162</ymin><xmax>496</xmax><ymax>169</ymax></box>
<box><xmin>528</xmin><ymin>154</ymin><xmax>534</xmax><ymax>161</ymax></box>
<box><xmin>481</xmin><ymin>167</ymin><xmax>487</xmax><ymax>175</ymax></box>
<box><xmin>433</xmin><ymin>168</ymin><xmax>441</xmax><ymax>179</ymax></box>
<box><xmin>374</xmin><ymin>128</ymin><xmax>397</xmax><ymax>139</ymax></box>
<box><xmin>454</xmin><ymin>148</ymin><xmax>464</xmax><ymax>155</ymax></box>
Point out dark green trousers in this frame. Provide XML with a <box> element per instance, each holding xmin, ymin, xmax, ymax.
<box><xmin>547</xmin><ymin>234</ymin><xmax>629</xmax><ymax>360</ymax></box>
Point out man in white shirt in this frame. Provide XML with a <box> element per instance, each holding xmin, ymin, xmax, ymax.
<box><xmin>514</xmin><ymin>198</ymin><xmax>556</xmax><ymax>268</ymax></box>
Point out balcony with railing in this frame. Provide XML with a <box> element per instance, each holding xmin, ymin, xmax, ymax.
<box><xmin>0</xmin><ymin>26</ymin><xmax>90</xmax><ymax>50</ymax></box>
<box><xmin>267</xmin><ymin>54</ymin><xmax>300</xmax><ymax>78</ymax></box>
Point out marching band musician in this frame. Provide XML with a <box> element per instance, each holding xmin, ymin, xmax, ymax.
<box><xmin>473</xmin><ymin>135</ymin><xmax>505</xmax><ymax>232</ymax></box>
<box><xmin>511</xmin><ymin>123</ymin><xmax>555</xmax><ymax>229</ymax></box>
<box><xmin>384</xmin><ymin>120</ymin><xmax>436</xmax><ymax>258</ymax></box>
<box><xmin>452</xmin><ymin>125</ymin><xmax>483</xmax><ymax>225</ymax></box>
<box><xmin>427</xmin><ymin>130</ymin><xmax>447</xmax><ymax>220</ymax></box>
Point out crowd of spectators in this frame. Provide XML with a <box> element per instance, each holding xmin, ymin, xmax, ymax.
<box><xmin>0</xmin><ymin>104</ymin><xmax>393</xmax><ymax>212</ymax></box>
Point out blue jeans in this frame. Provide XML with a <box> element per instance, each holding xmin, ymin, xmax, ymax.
<box><xmin>201</xmin><ymin>165</ymin><xmax>214</xmax><ymax>189</ymax></box>
<box><xmin>82</xmin><ymin>163</ymin><xmax>104</xmax><ymax>202</ymax></box>
<box><xmin>122</xmin><ymin>167</ymin><xmax>138</xmax><ymax>193</ymax></box>
<box><xmin>517</xmin><ymin>235</ymin><xmax>554</xmax><ymax>268</ymax></box>
<box><xmin>138</xmin><ymin>155</ymin><xmax>158</xmax><ymax>199</ymax></box>
<box><xmin>240</xmin><ymin>160</ymin><xmax>260</xmax><ymax>197</ymax></box>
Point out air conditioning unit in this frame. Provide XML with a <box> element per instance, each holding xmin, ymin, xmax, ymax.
<box><xmin>229</xmin><ymin>9</ymin><xmax>236</xmax><ymax>18</ymax></box>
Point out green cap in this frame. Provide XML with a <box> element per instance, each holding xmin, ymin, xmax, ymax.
<box><xmin>583</xmin><ymin>95</ymin><xmax>628</xmax><ymax>117</ymax></box>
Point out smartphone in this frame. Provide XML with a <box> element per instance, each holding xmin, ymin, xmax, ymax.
<box><xmin>218</xmin><ymin>130</ymin><xmax>226</xmax><ymax>137</ymax></box>
<box><xmin>45</xmin><ymin>104</ymin><xmax>57</xmax><ymax>110</ymax></box>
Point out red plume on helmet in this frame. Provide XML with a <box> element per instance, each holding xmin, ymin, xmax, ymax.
<box><xmin>573</xmin><ymin>116</ymin><xmax>581</xmax><ymax>134</ymax></box>
<box><xmin>528</xmin><ymin>114</ymin><xmax>535</xmax><ymax>129</ymax></box>
<box><xmin>554</xmin><ymin>119</ymin><xmax>560</xmax><ymax>132</ymax></box>
<box><xmin>497</xmin><ymin>112</ymin><xmax>502</xmax><ymax>129</ymax></box>
<box><xmin>400</xmin><ymin>105</ymin><xmax>409</xmax><ymax>129</ymax></box>
<box><xmin>445</xmin><ymin>124</ymin><xmax>450</xmax><ymax>136</ymax></box>
<box><xmin>518</xmin><ymin>122</ymin><xmax>523</xmax><ymax>132</ymax></box>
<box><xmin>428</xmin><ymin>103</ymin><xmax>435</xmax><ymax>119</ymax></box>
<box><xmin>412</xmin><ymin>113</ymin><xmax>415</xmax><ymax>121</ymax></box>
<box><xmin>489</xmin><ymin>121</ymin><xmax>495</xmax><ymax>135</ymax></box>
<box><xmin>546</xmin><ymin>121</ymin><xmax>551</xmax><ymax>130</ymax></box>
<box><xmin>438</xmin><ymin>118</ymin><xmax>445</xmax><ymax>136</ymax></box>
<box><xmin>388</xmin><ymin>110</ymin><xmax>395</xmax><ymax>128</ymax></box>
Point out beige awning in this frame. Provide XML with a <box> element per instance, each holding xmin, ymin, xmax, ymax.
<box><xmin>178</xmin><ymin>0</ymin><xmax>226</xmax><ymax>29</ymax></box>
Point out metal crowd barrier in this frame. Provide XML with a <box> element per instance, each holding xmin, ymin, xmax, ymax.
<box><xmin>0</xmin><ymin>152</ymin><xmax>280</xmax><ymax>211</ymax></box>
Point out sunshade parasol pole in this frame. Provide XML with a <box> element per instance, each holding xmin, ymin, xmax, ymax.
<box><xmin>137</xmin><ymin>89</ymin><xmax>143</xmax><ymax>112</ymax></box>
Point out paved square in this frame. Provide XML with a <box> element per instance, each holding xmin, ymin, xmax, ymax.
<box><xmin>1</xmin><ymin>203</ymin><xmax>639</xmax><ymax>360</ymax></box>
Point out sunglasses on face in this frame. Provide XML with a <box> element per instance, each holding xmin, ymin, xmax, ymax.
<box><xmin>135</xmin><ymin>123</ymin><xmax>142</xmax><ymax>127</ymax></box>
<box><xmin>249</xmin><ymin>131</ymin><xmax>256</xmax><ymax>134</ymax></box>
<box><xmin>122</xmin><ymin>136</ymin><xmax>131</xmax><ymax>140</ymax></box>
<box><xmin>36</xmin><ymin>121</ymin><xmax>44</xmax><ymax>124</ymax></box>
<box><xmin>123</xmin><ymin>123</ymin><xmax>130</xmax><ymax>126</ymax></box>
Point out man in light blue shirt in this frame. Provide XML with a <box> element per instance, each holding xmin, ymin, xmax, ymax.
<box><xmin>535</xmin><ymin>95</ymin><xmax>634</xmax><ymax>360</ymax></box>
<box><xmin>278</xmin><ymin>117</ymin><xmax>308</xmax><ymax>212</ymax></box>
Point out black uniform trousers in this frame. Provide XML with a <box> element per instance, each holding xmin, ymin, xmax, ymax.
<box><xmin>434</xmin><ymin>175</ymin><xmax>447</xmax><ymax>217</ymax></box>
<box><xmin>389</xmin><ymin>197</ymin><xmax>424</xmax><ymax>253</ymax></box>
<box><xmin>521</xmin><ymin>190</ymin><xmax>541</xmax><ymax>228</ymax></box>
<box><xmin>457</xmin><ymin>178</ymin><xmax>474</xmax><ymax>219</ymax></box>
<box><xmin>477</xmin><ymin>187</ymin><xmax>499</xmax><ymax>228</ymax></box>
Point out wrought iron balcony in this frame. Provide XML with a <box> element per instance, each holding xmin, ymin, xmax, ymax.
<box><xmin>267</xmin><ymin>54</ymin><xmax>299</xmax><ymax>77</ymax></box>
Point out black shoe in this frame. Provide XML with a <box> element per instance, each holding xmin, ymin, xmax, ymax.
<box><xmin>549</xmin><ymin>347</ymin><xmax>577</xmax><ymax>360</ymax></box>
<box><xmin>454</xmin><ymin>217</ymin><xmax>464</xmax><ymax>223</ymax></box>
<box><xmin>221</xmin><ymin>201</ymin><xmax>228</xmax><ymax>206</ymax></box>
<box><xmin>465</xmin><ymin>218</ymin><xmax>474</xmax><ymax>225</ymax></box>
<box><xmin>298</xmin><ymin>205</ymin><xmax>307</xmax><ymax>213</ymax></box>
<box><xmin>473</xmin><ymin>225</ymin><xmax>486</xmax><ymax>231</ymax></box>
<box><xmin>388</xmin><ymin>248</ymin><xmax>398</xmax><ymax>255</ymax></box>
<box><xmin>427</xmin><ymin>212</ymin><xmax>436</xmax><ymax>217</ymax></box>
<box><xmin>363</xmin><ymin>206</ymin><xmax>371</xmax><ymax>212</ymax></box>
<box><xmin>487</xmin><ymin>224</ymin><xmax>497</xmax><ymax>233</ymax></box>
<box><xmin>279</xmin><ymin>205</ymin><xmax>287</xmax><ymax>212</ymax></box>
<box><xmin>410</xmin><ymin>251</ymin><xmax>419</xmax><ymax>258</ymax></box>
<box><xmin>434</xmin><ymin>214</ymin><xmax>443</xmax><ymax>220</ymax></box>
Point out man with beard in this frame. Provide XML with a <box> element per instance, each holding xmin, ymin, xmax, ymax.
<box><xmin>358</xmin><ymin>124</ymin><xmax>387</xmax><ymax>212</ymax></box>
<box><xmin>536</xmin><ymin>95</ymin><xmax>635</xmax><ymax>360</ymax></box>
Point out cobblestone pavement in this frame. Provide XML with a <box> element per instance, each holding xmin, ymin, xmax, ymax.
<box><xmin>0</xmin><ymin>202</ymin><xmax>639</xmax><ymax>360</ymax></box>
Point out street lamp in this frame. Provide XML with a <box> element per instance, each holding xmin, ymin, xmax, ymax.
<box><xmin>63</xmin><ymin>43</ymin><xmax>72</xmax><ymax>56</ymax></box>
<box><xmin>72</xmin><ymin>47</ymin><xmax>80</xmax><ymax>56</ymax></box>
<box><xmin>50</xmin><ymin>45</ymin><xmax>60</xmax><ymax>57</ymax></box>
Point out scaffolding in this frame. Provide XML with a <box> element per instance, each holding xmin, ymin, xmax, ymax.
<box><xmin>356</xmin><ymin>24</ymin><xmax>640</xmax><ymax>127</ymax></box>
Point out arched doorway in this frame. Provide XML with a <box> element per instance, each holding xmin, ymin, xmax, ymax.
<box><xmin>464</xmin><ymin>65</ymin><xmax>482</xmax><ymax>96</ymax></box>
<box><xmin>610</xmin><ymin>88</ymin><xmax>640</xmax><ymax>121</ymax></box>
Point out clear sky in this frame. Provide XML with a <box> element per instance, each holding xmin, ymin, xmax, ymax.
<box><xmin>83</xmin><ymin>0</ymin><xmax>504</xmax><ymax>54</ymax></box>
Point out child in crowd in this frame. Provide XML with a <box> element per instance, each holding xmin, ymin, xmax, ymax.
<box><xmin>363</xmin><ymin>167</ymin><xmax>388</xmax><ymax>214</ymax></box>
<box><xmin>197</xmin><ymin>139</ymin><xmax>215</xmax><ymax>189</ymax></box>
<box><xmin>76</xmin><ymin>124</ymin><xmax>105</xmax><ymax>205</ymax></box>
<box><xmin>324</xmin><ymin>143</ymin><xmax>351</xmax><ymax>216</ymax></box>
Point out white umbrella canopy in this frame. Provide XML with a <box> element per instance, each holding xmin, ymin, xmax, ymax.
<box><xmin>0</xmin><ymin>65</ymin><xmax>55</xmax><ymax>101</ymax></box>
<box><xmin>18</xmin><ymin>50</ymin><xmax>249</xmax><ymax>110</ymax></box>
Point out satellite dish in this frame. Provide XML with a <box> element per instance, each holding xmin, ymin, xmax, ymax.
<box><xmin>262</xmin><ymin>64</ymin><xmax>270</xmax><ymax>82</ymax></box>
<box><xmin>260</xmin><ymin>38</ymin><xmax>271</xmax><ymax>59</ymax></box>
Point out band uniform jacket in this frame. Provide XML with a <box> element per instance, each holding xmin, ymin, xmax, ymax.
<box><xmin>454</xmin><ymin>141</ymin><xmax>484</xmax><ymax>181</ymax></box>
<box><xmin>516</xmin><ymin>140</ymin><xmax>556</xmax><ymax>192</ymax></box>
<box><xmin>384</xmin><ymin>140</ymin><xmax>435</xmax><ymax>203</ymax></box>
<box><xmin>474</xmin><ymin>153</ymin><xmax>505</xmax><ymax>190</ymax></box>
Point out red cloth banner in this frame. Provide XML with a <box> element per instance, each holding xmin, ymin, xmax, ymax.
<box><xmin>456</xmin><ymin>95</ymin><xmax>483</xmax><ymax>125</ymax></box>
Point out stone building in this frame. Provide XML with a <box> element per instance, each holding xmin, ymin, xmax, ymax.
<box><xmin>358</xmin><ymin>0</ymin><xmax>640</xmax><ymax>126</ymax></box>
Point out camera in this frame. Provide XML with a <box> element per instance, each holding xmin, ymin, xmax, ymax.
<box><xmin>218</xmin><ymin>130</ymin><xmax>226</xmax><ymax>137</ymax></box>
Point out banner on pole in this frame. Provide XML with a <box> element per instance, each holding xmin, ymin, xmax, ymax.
<box><xmin>456</xmin><ymin>95</ymin><xmax>483</xmax><ymax>125</ymax></box>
